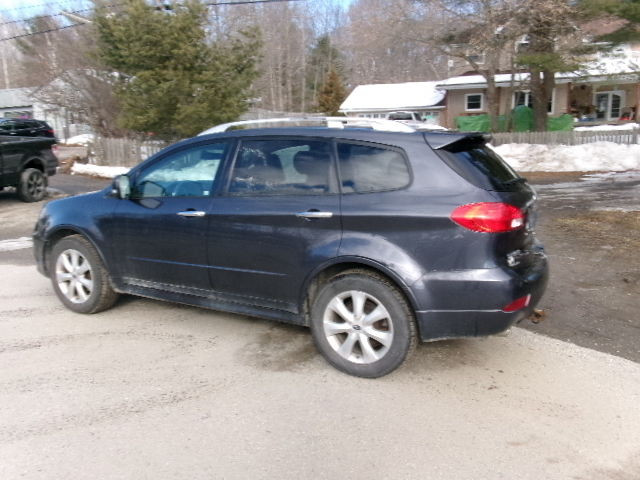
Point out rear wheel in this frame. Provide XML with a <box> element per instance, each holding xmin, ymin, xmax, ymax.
<box><xmin>50</xmin><ymin>235</ymin><xmax>119</xmax><ymax>314</ymax></box>
<box><xmin>17</xmin><ymin>168</ymin><xmax>46</xmax><ymax>202</ymax></box>
<box><xmin>310</xmin><ymin>270</ymin><xmax>416</xmax><ymax>378</ymax></box>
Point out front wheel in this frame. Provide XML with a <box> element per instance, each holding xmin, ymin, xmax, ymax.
<box><xmin>310</xmin><ymin>270</ymin><xmax>416</xmax><ymax>378</ymax></box>
<box><xmin>17</xmin><ymin>168</ymin><xmax>46</xmax><ymax>202</ymax></box>
<box><xmin>50</xmin><ymin>235</ymin><xmax>119</xmax><ymax>314</ymax></box>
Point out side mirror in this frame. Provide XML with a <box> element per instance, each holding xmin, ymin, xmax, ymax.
<box><xmin>112</xmin><ymin>174</ymin><xmax>131</xmax><ymax>199</ymax></box>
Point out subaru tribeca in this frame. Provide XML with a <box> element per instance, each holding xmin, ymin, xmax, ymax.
<box><xmin>33</xmin><ymin>123</ymin><xmax>548</xmax><ymax>377</ymax></box>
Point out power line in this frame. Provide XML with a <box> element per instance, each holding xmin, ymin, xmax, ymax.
<box><xmin>0</xmin><ymin>21</ymin><xmax>86</xmax><ymax>42</ymax></box>
<box><xmin>0</xmin><ymin>0</ymin><xmax>84</xmax><ymax>13</ymax></box>
<box><xmin>0</xmin><ymin>0</ymin><xmax>305</xmax><ymax>42</ymax></box>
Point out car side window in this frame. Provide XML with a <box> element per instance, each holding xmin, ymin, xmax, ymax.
<box><xmin>337</xmin><ymin>142</ymin><xmax>411</xmax><ymax>193</ymax></box>
<box><xmin>0</xmin><ymin>121</ymin><xmax>14</xmax><ymax>132</ymax></box>
<box><xmin>131</xmin><ymin>142</ymin><xmax>228</xmax><ymax>199</ymax></box>
<box><xmin>228</xmin><ymin>139</ymin><xmax>333</xmax><ymax>195</ymax></box>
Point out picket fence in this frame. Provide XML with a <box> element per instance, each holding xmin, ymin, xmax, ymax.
<box><xmin>88</xmin><ymin>137</ymin><xmax>172</xmax><ymax>167</ymax></box>
<box><xmin>491</xmin><ymin>129</ymin><xmax>639</xmax><ymax>146</ymax></box>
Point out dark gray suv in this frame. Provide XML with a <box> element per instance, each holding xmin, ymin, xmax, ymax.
<box><xmin>33</xmin><ymin>123</ymin><xmax>548</xmax><ymax>377</ymax></box>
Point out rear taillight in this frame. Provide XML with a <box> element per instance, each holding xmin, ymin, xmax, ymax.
<box><xmin>502</xmin><ymin>294</ymin><xmax>531</xmax><ymax>312</ymax></box>
<box><xmin>451</xmin><ymin>202</ymin><xmax>524</xmax><ymax>233</ymax></box>
<box><xmin>46</xmin><ymin>129</ymin><xmax>54</xmax><ymax>135</ymax></box>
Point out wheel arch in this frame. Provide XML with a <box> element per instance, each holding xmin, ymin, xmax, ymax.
<box><xmin>21</xmin><ymin>156</ymin><xmax>46</xmax><ymax>173</ymax></box>
<box><xmin>300</xmin><ymin>257</ymin><xmax>420</xmax><ymax>325</ymax></box>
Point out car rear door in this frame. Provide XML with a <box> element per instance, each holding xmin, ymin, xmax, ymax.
<box><xmin>111</xmin><ymin>140</ymin><xmax>230</xmax><ymax>290</ymax></box>
<box><xmin>205</xmin><ymin>137</ymin><xmax>341</xmax><ymax>314</ymax></box>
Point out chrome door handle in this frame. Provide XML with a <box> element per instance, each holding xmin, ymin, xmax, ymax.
<box><xmin>177</xmin><ymin>210</ymin><xmax>206</xmax><ymax>217</ymax></box>
<box><xmin>296</xmin><ymin>211</ymin><xmax>333</xmax><ymax>219</ymax></box>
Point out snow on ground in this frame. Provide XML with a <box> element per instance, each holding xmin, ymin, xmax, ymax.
<box><xmin>491</xmin><ymin>141</ymin><xmax>640</xmax><ymax>172</ymax></box>
<box><xmin>61</xmin><ymin>134</ymin><xmax>94</xmax><ymax>146</ymax></box>
<box><xmin>71</xmin><ymin>163</ymin><xmax>129</xmax><ymax>178</ymax></box>
<box><xmin>574</xmin><ymin>123</ymin><xmax>639</xmax><ymax>132</ymax></box>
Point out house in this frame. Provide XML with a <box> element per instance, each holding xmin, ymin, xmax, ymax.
<box><xmin>0</xmin><ymin>87</ymin><xmax>33</xmax><ymax>119</ymax></box>
<box><xmin>0</xmin><ymin>86</ymin><xmax>90</xmax><ymax>140</ymax></box>
<box><xmin>339</xmin><ymin>81</ymin><xmax>446</xmax><ymax>126</ymax></box>
<box><xmin>437</xmin><ymin>44</ymin><xmax>640</xmax><ymax>129</ymax></box>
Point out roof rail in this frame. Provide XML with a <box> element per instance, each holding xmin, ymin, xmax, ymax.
<box><xmin>198</xmin><ymin>116</ymin><xmax>417</xmax><ymax>135</ymax></box>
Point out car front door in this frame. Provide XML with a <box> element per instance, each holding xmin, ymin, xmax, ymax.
<box><xmin>206</xmin><ymin>137</ymin><xmax>341</xmax><ymax>314</ymax></box>
<box><xmin>112</xmin><ymin>140</ymin><xmax>230</xmax><ymax>291</ymax></box>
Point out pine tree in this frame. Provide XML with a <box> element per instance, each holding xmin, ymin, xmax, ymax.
<box><xmin>317</xmin><ymin>67</ymin><xmax>346</xmax><ymax>116</ymax></box>
<box><xmin>582</xmin><ymin>0</ymin><xmax>640</xmax><ymax>43</ymax></box>
<box><xmin>94</xmin><ymin>0</ymin><xmax>260</xmax><ymax>138</ymax></box>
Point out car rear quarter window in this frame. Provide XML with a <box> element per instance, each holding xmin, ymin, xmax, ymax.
<box><xmin>437</xmin><ymin>142</ymin><xmax>521</xmax><ymax>191</ymax></box>
<box><xmin>337</xmin><ymin>142</ymin><xmax>410</xmax><ymax>193</ymax></box>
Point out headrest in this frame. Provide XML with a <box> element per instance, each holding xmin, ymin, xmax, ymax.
<box><xmin>293</xmin><ymin>150</ymin><xmax>329</xmax><ymax>176</ymax></box>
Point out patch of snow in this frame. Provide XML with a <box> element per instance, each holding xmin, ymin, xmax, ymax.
<box><xmin>72</xmin><ymin>163</ymin><xmax>129</xmax><ymax>178</ymax></box>
<box><xmin>491</xmin><ymin>142</ymin><xmax>640</xmax><ymax>172</ymax></box>
<box><xmin>0</xmin><ymin>237</ymin><xmax>33</xmax><ymax>252</ymax></box>
<box><xmin>574</xmin><ymin>123</ymin><xmax>639</xmax><ymax>132</ymax></box>
<box><xmin>61</xmin><ymin>134</ymin><xmax>94</xmax><ymax>146</ymax></box>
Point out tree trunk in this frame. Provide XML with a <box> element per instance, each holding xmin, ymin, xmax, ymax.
<box><xmin>530</xmin><ymin>68</ymin><xmax>547</xmax><ymax>131</ymax></box>
<box><xmin>486</xmin><ymin>72</ymin><xmax>500</xmax><ymax>132</ymax></box>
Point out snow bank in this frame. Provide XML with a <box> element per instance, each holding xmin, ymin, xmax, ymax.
<box><xmin>574</xmin><ymin>123</ymin><xmax>639</xmax><ymax>132</ymax></box>
<box><xmin>61</xmin><ymin>134</ymin><xmax>94</xmax><ymax>146</ymax></box>
<box><xmin>492</xmin><ymin>142</ymin><xmax>640</xmax><ymax>172</ymax></box>
<box><xmin>71</xmin><ymin>163</ymin><xmax>129</xmax><ymax>178</ymax></box>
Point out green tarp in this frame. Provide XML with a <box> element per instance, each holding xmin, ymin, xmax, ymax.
<box><xmin>455</xmin><ymin>107</ymin><xmax>574</xmax><ymax>132</ymax></box>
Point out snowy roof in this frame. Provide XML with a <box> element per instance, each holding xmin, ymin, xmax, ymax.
<box><xmin>0</xmin><ymin>88</ymin><xmax>33</xmax><ymax>109</ymax></box>
<box><xmin>437</xmin><ymin>51</ymin><xmax>640</xmax><ymax>90</ymax></box>
<box><xmin>339</xmin><ymin>81</ymin><xmax>445</xmax><ymax>112</ymax></box>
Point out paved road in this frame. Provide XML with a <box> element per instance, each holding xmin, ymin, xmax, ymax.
<box><xmin>1</xmin><ymin>172</ymin><xmax>639</xmax><ymax>479</ymax></box>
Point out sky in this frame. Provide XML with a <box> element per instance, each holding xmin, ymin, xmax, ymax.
<box><xmin>0</xmin><ymin>0</ymin><xmax>354</xmax><ymax>21</ymax></box>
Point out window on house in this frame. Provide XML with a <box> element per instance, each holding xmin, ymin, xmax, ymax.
<box><xmin>465</xmin><ymin>93</ymin><xmax>484</xmax><ymax>111</ymax></box>
<box><xmin>595</xmin><ymin>91</ymin><xmax>625</xmax><ymax>120</ymax></box>
<box><xmin>513</xmin><ymin>90</ymin><xmax>554</xmax><ymax>113</ymax></box>
<box><xmin>466</xmin><ymin>52</ymin><xmax>485</xmax><ymax>64</ymax></box>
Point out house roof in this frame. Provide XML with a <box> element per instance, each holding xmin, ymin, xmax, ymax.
<box><xmin>0</xmin><ymin>88</ymin><xmax>33</xmax><ymax>109</ymax></box>
<box><xmin>339</xmin><ymin>81</ymin><xmax>445</xmax><ymax>113</ymax></box>
<box><xmin>437</xmin><ymin>52</ymin><xmax>640</xmax><ymax>90</ymax></box>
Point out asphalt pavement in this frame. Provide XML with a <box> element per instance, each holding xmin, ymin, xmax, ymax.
<box><xmin>0</xmin><ymin>172</ymin><xmax>639</xmax><ymax>479</ymax></box>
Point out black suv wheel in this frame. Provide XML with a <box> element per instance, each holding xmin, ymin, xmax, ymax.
<box><xmin>17</xmin><ymin>168</ymin><xmax>46</xmax><ymax>202</ymax></box>
<box><xmin>310</xmin><ymin>270</ymin><xmax>416</xmax><ymax>378</ymax></box>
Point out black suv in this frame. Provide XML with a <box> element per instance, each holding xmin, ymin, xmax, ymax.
<box><xmin>33</xmin><ymin>125</ymin><xmax>548</xmax><ymax>377</ymax></box>
<box><xmin>0</xmin><ymin>118</ymin><xmax>55</xmax><ymax>138</ymax></box>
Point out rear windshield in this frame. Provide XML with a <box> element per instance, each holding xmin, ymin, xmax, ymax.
<box><xmin>437</xmin><ymin>141</ymin><xmax>521</xmax><ymax>191</ymax></box>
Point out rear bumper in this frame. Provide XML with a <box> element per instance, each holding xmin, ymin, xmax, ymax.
<box><xmin>414</xmin><ymin>254</ymin><xmax>549</xmax><ymax>341</ymax></box>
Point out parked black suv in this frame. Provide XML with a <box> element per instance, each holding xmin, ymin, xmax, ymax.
<box><xmin>33</xmin><ymin>124</ymin><xmax>548</xmax><ymax>377</ymax></box>
<box><xmin>0</xmin><ymin>118</ymin><xmax>55</xmax><ymax>138</ymax></box>
<box><xmin>1</xmin><ymin>135</ymin><xmax>57</xmax><ymax>201</ymax></box>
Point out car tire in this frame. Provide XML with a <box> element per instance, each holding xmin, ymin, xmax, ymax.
<box><xmin>310</xmin><ymin>269</ymin><xmax>416</xmax><ymax>378</ymax></box>
<box><xmin>17</xmin><ymin>168</ymin><xmax>46</xmax><ymax>202</ymax></box>
<box><xmin>50</xmin><ymin>235</ymin><xmax>119</xmax><ymax>314</ymax></box>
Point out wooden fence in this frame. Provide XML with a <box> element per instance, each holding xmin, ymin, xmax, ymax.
<box><xmin>491</xmin><ymin>129</ymin><xmax>639</xmax><ymax>146</ymax></box>
<box><xmin>88</xmin><ymin>137</ymin><xmax>172</xmax><ymax>166</ymax></box>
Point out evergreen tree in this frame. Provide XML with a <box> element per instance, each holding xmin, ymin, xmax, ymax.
<box><xmin>317</xmin><ymin>67</ymin><xmax>346</xmax><ymax>115</ymax></box>
<box><xmin>307</xmin><ymin>35</ymin><xmax>344</xmax><ymax>109</ymax></box>
<box><xmin>94</xmin><ymin>0</ymin><xmax>260</xmax><ymax>138</ymax></box>
<box><xmin>582</xmin><ymin>0</ymin><xmax>640</xmax><ymax>43</ymax></box>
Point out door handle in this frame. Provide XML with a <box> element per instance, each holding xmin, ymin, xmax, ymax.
<box><xmin>177</xmin><ymin>210</ymin><xmax>206</xmax><ymax>217</ymax></box>
<box><xmin>296</xmin><ymin>211</ymin><xmax>333</xmax><ymax>219</ymax></box>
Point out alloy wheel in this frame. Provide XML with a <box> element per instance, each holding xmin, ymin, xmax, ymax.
<box><xmin>55</xmin><ymin>249</ymin><xmax>93</xmax><ymax>303</ymax></box>
<box><xmin>322</xmin><ymin>290</ymin><xmax>394</xmax><ymax>364</ymax></box>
